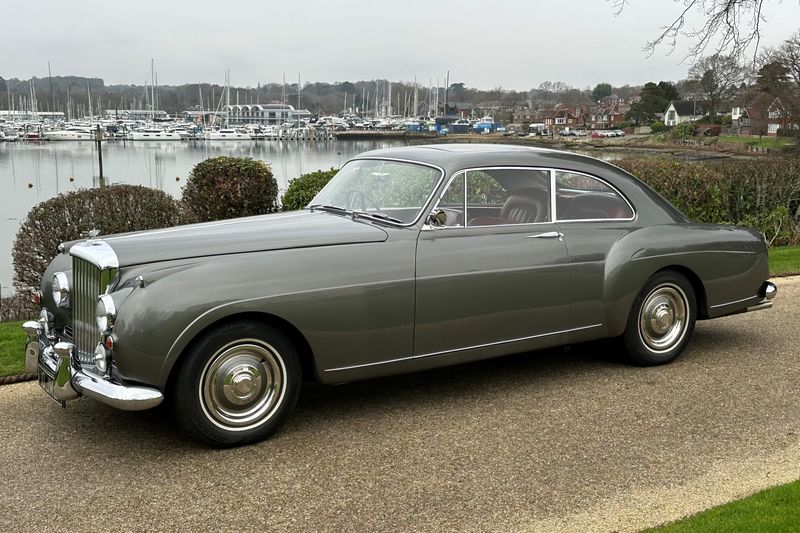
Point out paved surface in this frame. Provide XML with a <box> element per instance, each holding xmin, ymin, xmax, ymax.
<box><xmin>1</xmin><ymin>278</ymin><xmax>799</xmax><ymax>533</ymax></box>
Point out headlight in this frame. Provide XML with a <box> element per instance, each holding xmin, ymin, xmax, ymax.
<box><xmin>95</xmin><ymin>294</ymin><xmax>116</xmax><ymax>334</ymax></box>
<box><xmin>52</xmin><ymin>272</ymin><xmax>70</xmax><ymax>308</ymax></box>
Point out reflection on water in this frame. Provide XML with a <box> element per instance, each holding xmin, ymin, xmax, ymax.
<box><xmin>0</xmin><ymin>139</ymin><xmax>401</xmax><ymax>293</ymax></box>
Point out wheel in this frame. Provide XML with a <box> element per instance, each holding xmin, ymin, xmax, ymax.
<box><xmin>622</xmin><ymin>271</ymin><xmax>697</xmax><ymax>366</ymax></box>
<box><xmin>172</xmin><ymin>321</ymin><xmax>301</xmax><ymax>447</ymax></box>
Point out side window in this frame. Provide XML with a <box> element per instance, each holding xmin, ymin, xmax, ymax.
<box><xmin>467</xmin><ymin>169</ymin><xmax>550</xmax><ymax>226</ymax></box>
<box><xmin>555</xmin><ymin>171</ymin><xmax>633</xmax><ymax>221</ymax></box>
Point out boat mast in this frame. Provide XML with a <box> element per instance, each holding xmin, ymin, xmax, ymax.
<box><xmin>86</xmin><ymin>80</ymin><xmax>92</xmax><ymax>122</ymax></box>
<box><xmin>150</xmin><ymin>58</ymin><xmax>155</xmax><ymax>121</ymax></box>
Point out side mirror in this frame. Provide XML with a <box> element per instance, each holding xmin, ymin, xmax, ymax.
<box><xmin>428</xmin><ymin>209</ymin><xmax>447</xmax><ymax>227</ymax></box>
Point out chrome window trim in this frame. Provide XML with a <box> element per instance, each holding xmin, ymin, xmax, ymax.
<box><xmin>552</xmin><ymin>169</ymin><xmax>637</xmax><ymax>223</ymax></box>
<box><xmin>324</xmin><ymin>157</ymin><xmax>447</xmax><ymax>228</ymax></box>
<box><xmin>424</xmin><ymin>166</ymin><xmax>556</xmax><ymax>231</ymax></box>
<box><xmin>324</xmin><ymin>323</ymin><xmax>603</xmax><ymax>373</ymax></box>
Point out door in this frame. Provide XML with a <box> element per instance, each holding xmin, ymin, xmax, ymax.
<box><xmin>414</xmin><ymin>168</ymin><xmax>572</xmax><ymax>358</ymax></box>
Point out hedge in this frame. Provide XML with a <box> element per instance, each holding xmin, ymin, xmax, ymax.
<box><xmin>615</xmin><ymin>158</ymin><xmax>800</xmax><ymax>246</ymax></box>
<box><xmin>12</xmin><ymin>185</ymin><xmax>183</xmax><ymax>292</ymax></box>
<box><xmin>182</xmin><ymin>157</ymin><xmax>279</xmax><ymax>222</ymax></box>
<box><xmin>281</xmin><ymin>168</ymin><xmax>339</xmax><ymax>211</ymax></box>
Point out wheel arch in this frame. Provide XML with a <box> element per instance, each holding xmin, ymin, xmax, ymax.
<box><xmin>651</xmin><ymin>264</ymin><xmax>708</xmax><ymax>319</ymax></box>
<box><xmin>164</xmin><ymin>311</ymin><xmax>318</xmax><ymax>396</ymax></box>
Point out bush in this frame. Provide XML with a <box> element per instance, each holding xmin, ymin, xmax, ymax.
<box><xmin>672</xmin><ymin>121</ymin><xmax>695</xmax><ymax>139</ymax></box>
<box><xmin>650</xmin><ymin>120</ymin><xmax>668</xmax><ymax>133</ymax></box>
<box><xmin>281</xmin><ymin>168</ymin><xmax>338</xmax><ymax>211</ymax></box>
<box><xmin>12</xmin><ymin>185</ymin><xmax>183</xmax><ymax>293</ymax></box>
<box><xmin>615</xmin><ymin>158</ymin><xmax>800</xmax><ymax>246</ymax></box>
<box><xmin>182</xmin><ymin>157</ymin><xmax>278</xmax><ymax>222</ymax></box>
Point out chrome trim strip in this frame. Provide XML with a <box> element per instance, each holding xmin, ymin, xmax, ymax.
<box><xmin>69</xmin><ymin>240</ymin><xmax>119</xmax><ymax>269</ymax></box>
<box><xmin>324</xmin><ymin>323</ymin><xmax>603</xmax><ymax>373</ymax></box>
<box><xmin>710</xmin><ymin>294</ymin><xmax>760</xmax><ymax>309</ymax></box>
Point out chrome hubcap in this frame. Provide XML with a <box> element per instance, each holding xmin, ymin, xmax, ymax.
<box><xmin>639</xmin><ymin>284</ymin><xmax>689</xmax><ymax>353</ymax></box>
<box><xmin>200</xmin><ymin>341</ymin><xmax>286</xmax><ymax>431</ymax></box>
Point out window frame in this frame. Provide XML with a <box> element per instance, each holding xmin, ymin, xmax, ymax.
<box><xmin>425</xmin><ymin>166</ymin><xmax>637</xmax><ymax>230</ymax></box>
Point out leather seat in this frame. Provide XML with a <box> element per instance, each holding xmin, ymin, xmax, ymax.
<box><xmin>560</xmin><ymin>193</ymin><xmax>631</xmax><ymax>220</ymax></box>
<box><xmin>499</xmin><ymin>189</ymin><xmax>549</xmax><ymax>224</ymax></box>
<box><xmin>467</xmin><ymin>189</ymin><xmax>550</xmax><ymax>226</ymax></box>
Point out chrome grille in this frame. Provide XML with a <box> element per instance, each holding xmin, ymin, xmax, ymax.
<box><xmin>72</xmin><ymin>256</ymin><xmax>102</xmax><ymax>365</ymax></box>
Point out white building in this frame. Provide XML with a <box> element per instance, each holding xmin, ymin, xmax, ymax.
<box><xmin>223</xmin><ymin>104</ymin><xmax>311</xmax><ymax>125</ymax></box>
<box><xmin>663</xmin><ymin>100</ymin><xmax>706</xmax><ymax>126</ymax></box>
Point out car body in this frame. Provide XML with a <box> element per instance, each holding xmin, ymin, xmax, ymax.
<box><xmin>24</xmin><ymin>144</ymin><xmax>776</xmax><ymax>446</ymax></box>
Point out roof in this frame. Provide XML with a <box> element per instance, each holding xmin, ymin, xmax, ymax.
<box><xmin>353</xmin><ymin>143</ymin><xmax>619</xmax><ymax>177</ymax></box>
<box><xmin>669</xmin><ymin>100</ymin><xmax>705</xmax><ymax>116</ymax></box>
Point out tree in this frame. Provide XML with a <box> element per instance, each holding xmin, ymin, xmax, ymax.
<box><xmin>756</xmin><ymin>60</ymin><xmax>791</xmax><ymax>94</ymax></box>
<box><xmin>624</xmin><ymin>81</ymin><xmax>675</xmax><ymax>124</ymax></box>
<box><xmin>612</xmin><ymin>0</ymin><xmax>782</xmax><ymax>63</ymax></box>
<box><xmin>657</xmin><ymin>81</ymin><xmax>679</xmax><ymax>101</ymax></box>
<box><xmin>775</xmin><ymin>30</ymin><xmax>800</xmax><ymax>90</ymax></box>
<box><xmin>688</xmin><ymin>54</ymin><xmax>742</xmax><ymax>114</ymax></box>
<box><xmin>592</xmin><ymin>83</ymin><xmax>613</xmax><ymax>102</ymax></box>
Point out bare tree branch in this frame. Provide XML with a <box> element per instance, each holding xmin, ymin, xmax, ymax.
<box><xmin>613</xmin><ymin>0</ymin><xmax>793</xmax><ymax>63</ymax></box>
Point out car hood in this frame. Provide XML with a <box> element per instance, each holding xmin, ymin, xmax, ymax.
<box><xmin>70</xmin><ymin>211</ymin><xmax>389</xmax><ymax>267</ymax></box>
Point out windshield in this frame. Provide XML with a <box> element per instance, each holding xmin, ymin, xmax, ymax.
<box><xmin>308</xmin><ymin>159</ymin><xmax>442</xmax><ymax>224</ymax></box>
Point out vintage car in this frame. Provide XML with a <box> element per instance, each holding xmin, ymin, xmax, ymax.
<box><xmin>24</xmin><ymin>144</ymin><xmax>777</xmax><ymax>446</ymax></box>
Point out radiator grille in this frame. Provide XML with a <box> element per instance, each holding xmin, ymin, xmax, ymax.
<box><xmin>72</xmin><ymin>256</ymin><xmax>103</xmax><ymax>365</ymax></box>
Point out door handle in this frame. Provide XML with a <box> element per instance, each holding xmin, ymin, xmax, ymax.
<box><xmin>525</xmin><ymin>231</ymin><xmax>564</xmax><ymax>241</ymax></box>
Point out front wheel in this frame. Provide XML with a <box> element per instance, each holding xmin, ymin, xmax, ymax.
<box><xmin>622</xmin><ymin>271</ymin><xmax>697</xmax><ymax>366</ymax></box>
<box><xmin>172</xmin><ymin>321</ymin><xmax>301</xmax><ymax>447</ymax></box>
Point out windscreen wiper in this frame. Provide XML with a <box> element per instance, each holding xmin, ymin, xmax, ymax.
<box><xmin>308</xmin><ymin>204</ymin><xmax>350</xmax><ymax>215</ymax></box>
<box><xmin>352</xmin><ymin>211</ymin><xmax>404</xmax><ymax>224</ymax></box>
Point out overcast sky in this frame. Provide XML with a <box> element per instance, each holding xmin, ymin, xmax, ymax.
<box><xmin>3</xmin><ymin>0</ymin><xmax>799</xmax><ymax>90</ymax></box>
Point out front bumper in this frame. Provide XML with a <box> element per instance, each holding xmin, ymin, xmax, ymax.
<box><xmin>23</xmin><ymin>320</ymin><xmax>163</xmax><ymax>411</ymax></box>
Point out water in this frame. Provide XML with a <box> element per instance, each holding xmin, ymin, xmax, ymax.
<box><xmin>0</xmin><ymin>139</ymin><xmax>403</xmax><ymax>294</ymax></box>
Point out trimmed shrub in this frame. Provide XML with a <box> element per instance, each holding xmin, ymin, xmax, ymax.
<box><xmin>615</xmin><ymin>158</ymin><xmax>800</xmax><ymax>246</ymax></box>
<box><xmin>182</xmin><ymin>157</ymin><xmax>278</xmax><ymax>222</ymax></box>
<box><xmin>650</xmin><ymin>120</ymin><xmax>668</xmax><ymax>133</ymax></box>
<box><xmin>281</xmin><ymin>168</ymin><xmax>338</xmax><ymax>211</ymax></box>
<box><xmin>12</xmin><ymin>185</ymin><xmax>183</xmax><ymax>292</ymax></box>
<box><xmin>672</xmin><ymin>121</ymin><xmax>695</xmax><ymax>139</ymax></box>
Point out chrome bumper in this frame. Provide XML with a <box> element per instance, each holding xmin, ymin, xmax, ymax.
<box><xmin>746</xmin><ymin>281</ymin><xmax>778</xmax><ymax>312</ymax></box>
<box><xmin>23</xmin><ymin>320</ymin><xmax>163</xmax><ymax>411</ymax></box>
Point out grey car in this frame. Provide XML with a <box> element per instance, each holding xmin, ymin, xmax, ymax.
<box><xmin>24</xmin><ymin>144</ymin><xmax>777</xmax><ymax>447</ymax></box>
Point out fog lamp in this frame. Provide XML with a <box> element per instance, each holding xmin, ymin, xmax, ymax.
<box><xmin>94</xmin><ymin>343</ymin><xmax>109</xmax><ymax>373</ymax></box>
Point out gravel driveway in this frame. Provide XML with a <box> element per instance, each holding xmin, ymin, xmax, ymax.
<box><xmin>1</xmin><ymin>277</ymin><xmax>798</xmax><ymax>533</ymax></box>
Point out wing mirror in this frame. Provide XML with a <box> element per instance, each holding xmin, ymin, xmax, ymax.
<box><xmin>427</xmin><ymin>209</ymin><xmax>447</xmax><ymax>227</ymax></box>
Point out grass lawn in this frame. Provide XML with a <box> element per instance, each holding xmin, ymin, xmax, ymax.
<box><xmin>718</xmin><ymin>135</ymin><xmax>794</xmax><ymax>149</ymax></box>
<box><xmin>646</xmin><ymin>479</ymin><xmax>800</xmax><ymax>532</ymax></box>
<box><xmin>769</xmin><ymin>245</ymin><xmax>800</xmax><ymax>276</ymax></box>
<box><xmin>0</xmin><ymin>321</ymin><xmax>26</xmax><ymax>378</ymax></box>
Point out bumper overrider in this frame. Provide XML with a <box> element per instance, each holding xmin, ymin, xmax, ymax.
<box><xmin>23</xmin><ymin>317</ymin><xmax>163</xmax><ymax>411</ymax></box>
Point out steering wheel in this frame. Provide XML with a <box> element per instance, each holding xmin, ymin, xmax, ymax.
<box><xmin>344</xmin><ymin>190</ymin><xmax>378</xmax><ymax>211</ymax></box>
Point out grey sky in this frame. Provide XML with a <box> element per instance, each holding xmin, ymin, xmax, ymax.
<box><xmin>3</xmin><ymin>0</ymin><xmax>799</xmax><ymax>90</ymax></box>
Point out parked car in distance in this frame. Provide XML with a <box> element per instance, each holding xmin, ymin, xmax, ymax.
<box><xmin>24</xmin><ymin>144</ymin><xmax>776</xmax><ymax>447</ymax></box>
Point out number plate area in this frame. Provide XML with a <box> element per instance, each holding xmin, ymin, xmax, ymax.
<box><xmin>38</xmin><ymin>363</ymin><xmax>66</xmax><ymax>408</ymax></box>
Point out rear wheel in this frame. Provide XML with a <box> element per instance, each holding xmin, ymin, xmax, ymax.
<box><xmin>622</xmin><ymin>271</ymin><xmax>697</xmax><ymax>366</ymax></box>
<box><xmin>172</xmin><ymin>321</ymin><xmax>301</xmax><ymax>447</ymax></box>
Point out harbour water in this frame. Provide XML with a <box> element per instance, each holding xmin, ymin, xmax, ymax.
<box><xmin>0</xmin><ymin>139</ymin><xmax>403</xmax><ymax>294</ymax></box>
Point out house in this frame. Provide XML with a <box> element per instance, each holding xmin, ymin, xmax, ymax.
<box><xmin>590</xmin><ymin>104</ymin><xmax>626</xmax><ymax>130</ymax></box>
<box><xmin>766</xmin><ymin>98</ymin><xmax>794</xmax><ymax>136</ymax></box>
<box><xmin>663</xmin><ymin>100</ymin><xmax>705</xmax><ymax>126</ymax></box>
